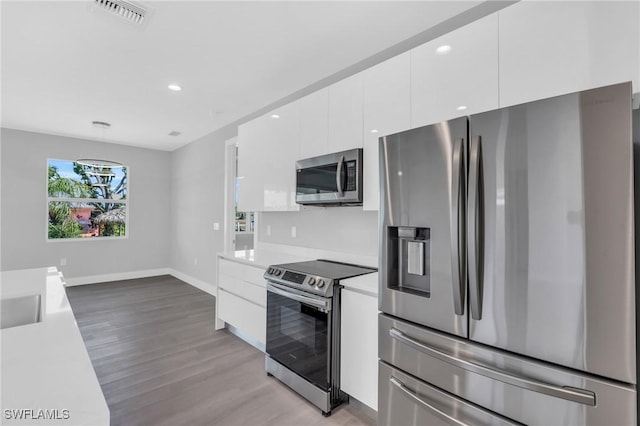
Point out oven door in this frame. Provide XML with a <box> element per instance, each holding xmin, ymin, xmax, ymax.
<box><xmin>266</xmin><ymin>281</ymin><xmax>332</xmax><ymax>391</ymax></box>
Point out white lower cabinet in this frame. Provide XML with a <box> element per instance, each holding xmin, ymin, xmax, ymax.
<box><xmin>340</xmin><ymin>287</ymin><xmax>378</xmax><ymax>411</ymax></box>
<box><xmin>216</xmin><ymin>258</ymin><xmax>266</xmax><ymax>348</ymax></box>
<box><xmin>218</xmin><ymin>289</ymin><xmax>266</xmax><ymax>345</ymax></box>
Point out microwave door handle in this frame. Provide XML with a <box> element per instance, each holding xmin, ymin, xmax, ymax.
<box><xmin>336</xmin><ymin>155</ymin><xmax>345</xmax><ymax>197</ymax></box>
<box><xmin>450</xmin><ymin>138</ymin><xmax>466</xmax><ymax>315</ymax></box>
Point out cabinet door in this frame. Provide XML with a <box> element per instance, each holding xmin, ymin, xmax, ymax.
<box><xmin>299</xmin><ymin>88</ymin><xmax>329</xmax><ymax>159</ymax></box>
<box><xmin>328</xmin><ymin>73</ymin><xmax>364</xmax><ymax>152</ymax></box>
<box><xmin>262</xmin><ymin>102</ymin><xmax>301</xmax><ymax>211</ymax></box>
<box><xmin>362</xmin><ymin>52</ymin><xmax>411</xmax><ymax>211</ymax></box>
<box><xmin>218</xmin><ymin>289</ymin><xmax>266</xmax><ymax>345</ymax></box>
<box><xmin>237</xmin><ymin>116</ymin><xmax>269</xmax><ymax>212</ymax></box>
<box><xmin>499</xmin><ymin>1</ymin><xmax>640</xmax><ymax>107</ymax></box>
<box><xmin>341</xmin><ymin>288</ymin><xmax>378</xmax><ymax>410</ymax></box>
<box><xmin>411</xmin><ymin>13</ymin><xmax>499</xmax><ymax>129</ymax></box>
<box><xmin>238</xmin><ymin>103</ymin><xmax>301</xmax><ymax>212</ymax></box>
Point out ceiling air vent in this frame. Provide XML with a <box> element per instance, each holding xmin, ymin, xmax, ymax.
<box><xmin>93</xmin><ymin>0</ymin><xmax>148</xmax><ymax>25</ymax></box>
<box><xmin>168</xmin><ymin>131</ymin><xmax>182</xmax><ymax>137</ymax></box>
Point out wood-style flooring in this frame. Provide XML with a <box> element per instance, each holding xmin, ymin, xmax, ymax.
<box><xmin>66</xmin><ymin>275</ymin><xmax>375</xmax><ymax>426</ymax></box>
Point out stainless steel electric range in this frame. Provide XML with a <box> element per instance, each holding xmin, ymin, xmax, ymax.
<box><xmin>263</xmin><ymin>259</ymin><xmax>376</xmax><ymax>416</ymax></box>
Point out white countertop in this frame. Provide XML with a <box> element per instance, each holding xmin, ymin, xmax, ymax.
<box><xmin>341</xmin><ymin>272</ymin><xmax>379</xmax><ymax>297</ymax></box>
<box><xmin>218</xmin><ymin>243</ymin><xmax>378</xmax><ymax>270</ymax></box>
<box><xmin>218</xmin><ymin>248</ymin><xmax>312</xmax><ymax>269</ymax></box>
<box><xmin>0</xmin><ymin>267</ymin><xmax>109</xmax><ymax>426</ymax></box>
<box><xmin>218</xmin><ymin>244</ymin><xmax>379</xmax><ymax>297</ymax></box>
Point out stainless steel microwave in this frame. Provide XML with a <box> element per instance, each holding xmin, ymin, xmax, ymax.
<box><xmin>295</xmin><ymin>148</ymin><xmax>363</xmax><ymax>205</ymax></box>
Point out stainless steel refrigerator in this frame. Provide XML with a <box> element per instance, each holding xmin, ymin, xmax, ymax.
<box><xmin>378</xmin><ymin>82</ymin><xmax>636</xmax><ymax>425</ymax></box>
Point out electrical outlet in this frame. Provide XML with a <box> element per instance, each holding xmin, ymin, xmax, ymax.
<box><xmin>194</xmin><ymin>257</ymin><xmax>198</xmax><ymax>265</ymax></box>
<box><xmin>213</xmin><ymin>222</ymin><xmax>220</xmax><ymax>231</ymax></box>
<box><xmin>291</xmin><ymin>226</ymin><xmax>297</xmax><ymax>238</ymax></box>
<box><xmin>266</xmin><ymin>225</ymin><xmax>271</xmax><ymax>236</ymax></box>
<box><xmin>60</xmin><ymin>258</ymin><xmax>67</xmax><ymax>266</ymax></box>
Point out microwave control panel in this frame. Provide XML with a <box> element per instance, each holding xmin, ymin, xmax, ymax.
<box><xmin>346</xmin><ymin>161</ymin><xmax>356</xmax><ymax>191</ymax></box>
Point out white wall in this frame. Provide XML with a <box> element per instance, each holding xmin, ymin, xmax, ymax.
<box><xmin>258</xmin><ymin>208</ymin><xmax>378</xmax><ymax>257</ymax></box>
<box><xmin>170</xmin><ymin>125</ymin><xmax>237</xmax><ymax>291</ymax></box>
<box><xmin>0</xmin><ymin>128</ymin><xmax>171</xmax><ymax>279</ymax></box>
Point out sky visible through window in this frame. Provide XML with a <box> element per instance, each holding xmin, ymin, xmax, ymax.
<box><xmin>49</xmin><ymin>159</ymin><xmax>126</xmax><ymax>196</ymax></box>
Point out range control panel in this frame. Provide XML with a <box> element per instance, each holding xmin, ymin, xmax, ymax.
<box><xmin>265</xmin><ymin>267</ymin><xmax>332</xmax><ymax>296</ymax></box>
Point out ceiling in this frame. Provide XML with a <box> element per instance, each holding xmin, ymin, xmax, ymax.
<box><xmin>1</xmin><ymin>1</ymin><xmax>486</xmax><ymax>151</ymax></box>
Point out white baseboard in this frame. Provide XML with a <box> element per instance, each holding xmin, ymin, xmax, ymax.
<box><xmin>63</xmin><ymin>267</ymin><xmax>216</xmax><ymax>297</ymax></box>
<box><xmin>167</xmin><ymin>268</ymin><xmax>216</xmax><ymax>296</ymax></box>
<box><xmin>64</xmin><ymin>268</ymin><xmax>171</xmax><ymax>286</ymax></box>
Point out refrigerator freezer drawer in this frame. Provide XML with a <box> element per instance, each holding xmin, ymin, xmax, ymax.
<box><xmin>379</xmin><ymin>314</ymin><xmax>636</xmax><ymax>425</ymax></box>
<box><xmin>379</xmin><ymin>362</ymin><xmax>521</xmax><ymax>426</ymax></box>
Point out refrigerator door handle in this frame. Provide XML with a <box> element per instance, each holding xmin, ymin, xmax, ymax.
<box><xmin>468</xmin><ymin>135</ymin><xmax>484</xmax><ymax>320</ymax></box>
<box><xmin>389</xmin><ymin>328</ymin><xmax>596</xmax><ymax>406</ymax></box>
<box><xmin>450</xmin><ymin>138</ymin><xmax>466</xmax><ymax>315</ymax></box>
<box><xmin>389</xmin><ymin>377</ymin><xmax>472</xmax><ymax>426</ymax></box>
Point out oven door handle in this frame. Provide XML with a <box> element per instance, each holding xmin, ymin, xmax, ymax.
<box><xmin>267</xmin><ymin>282</ymin><xmax>331</xmax><ymax>311</ymax></box>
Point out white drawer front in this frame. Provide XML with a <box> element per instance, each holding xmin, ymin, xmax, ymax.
<box><xmin>218</xmin><ymin>273</ymin><xmax>266</xmax><ymax>307</ymax></box>
<box><xmin>219</xmin><ymin>259</ymin><xmax>266</xmax><ymax>287</ymax></box>
<box><xmin>218</xmin><ymin>289</ymin><xmax>266</xmax><ymax>344</ymax></box>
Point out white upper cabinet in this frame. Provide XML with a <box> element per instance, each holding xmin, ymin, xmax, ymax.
<box><xmin>237</xmin><ymin>116</ymin><xmax>268</xmax><ymax>213</ymax></box>
<box><xmin>499</xmin><ymin>1</ymin><xmax>640</xmax><ymax>107</ymax></box>
<box><xmin>328</xmin><ymin>73</ymin><xmax>364</xmax><ymax>152</ymax></box>
<box><xmin>263</xmin><ymin>102</ymin><xmax>300</xmax><ymax>211</ymax></box>
<box><xmin>362</xmin><ymin>52</ymin><xmax>411</xmax><ymax>211</ymax></box>
<box><xmin>298</xmin><ymin>88</ymin><xmax>329</xmax><ymax>160</ymax></box>
<box><xmin>411</xmin><ymin>13</ymin><xmax>499</xmax><ymax>129</ymax></box>
<box><xmin>237</xmin><ymin>102</ymin><xmax>301</xmax><ymax>212</ymax></box>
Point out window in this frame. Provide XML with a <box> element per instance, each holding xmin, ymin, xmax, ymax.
<box><xmin>47</xmin><ymin>159</ymin><xmax>128</xmax><ymax>240</ymax></box>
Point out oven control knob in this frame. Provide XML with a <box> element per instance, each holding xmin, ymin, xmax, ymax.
<box><xmin>308</xmin><ymin>278</ymin><xmax>316</xmax><ymax>286</ymax></box>
<box><xmin>317</xmin><ymin>279</ymin><xmax>325</xmax><ymax>288</ymax></box>
<box><xmin>267</xmin><ymin>268</ymin><xmax>273</xmax><ymax>274</ymax></box>
<box><xmin>274</xmin><ymin>269</ymin><xmax>282</xmax><ymax>276</ymax></box>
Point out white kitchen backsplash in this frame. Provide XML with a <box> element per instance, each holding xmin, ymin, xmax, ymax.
<box><xmin>257</xmin><ymin>207</ymin><xmax>378</xmax><ymax>258</ymax></box>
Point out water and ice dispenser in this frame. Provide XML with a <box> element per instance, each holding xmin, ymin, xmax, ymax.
<box><xmin>386</xmin><ymin>226</ymin><xmax>430</xmax><ymax>296</ymax></box>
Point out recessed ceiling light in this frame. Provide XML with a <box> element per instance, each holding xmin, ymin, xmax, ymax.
<box><xmin>370</xmin><ymin>129</ymin><xmax>379</xmax><ymax>134</ymax></box>
<box><xmin>92</xmin><ymin>121</ymin><xmax>111</xmax><ymax>129</ymax></box>
<box><xmin>456</xmin><ymin>105</ymin><xmax>468</xmax><ymax>111</ymax></box>
<box><xmin>436</xmin><ymin>45</ymin><xmax>452</xmax><ymax>55</ymax></box>
<box><xmin>168</xmin><ymin>84</ymin><xmax>182</xmax><ymax>92</ymax></box>
<box><xmin>271</xmin><ymin>114</ymin><xmax>280</xmax><ymax>119</ymax></box>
